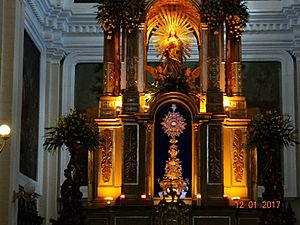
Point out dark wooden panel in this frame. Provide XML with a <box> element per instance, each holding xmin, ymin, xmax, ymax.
<box><xmin>238</xmin><ymin>218</ymin><xmax>260</xmax><ymax>225</ymax></box>
<box><xmin>123</xmin><ymin>125</ymin><xmax>138</xmax><ymax>184</ymax></box>
<box><xmin>193</xmin><ymin>217</ymin><xmax>230</xmax><ymax>225</ymax></box>
<box><xmin>89</xmin><ymin>218</ymin><xmax>108</xmax><ymax>225</ymax></box>
<box><xmin>115</xmin><ymin>217</ymin><xmax>151</xmax><ymax>225</ymax></box>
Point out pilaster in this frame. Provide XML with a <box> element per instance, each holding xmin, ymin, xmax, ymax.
<box><xmin>39</xmin><ymin>52</ymin><xmax>65</xmax><ymax>222</ymax></box>
<box><xmin>226</xmin><ymin>29</ymin><xmax>242</xmax><ymax>96</ymax></box>
<box><xmin>122</xmin><ymin>31</ymin><xmax>140</xmax><ymax>114</ymax></box>
<box><xmin>0</xmin><ymin>0</ymin><xmax>24</xmax><ymax>224</ymax></box>
<box><xmin>206</xmin><ymin>28</ymin><xmax>224</xmax><ymax>114</ymax></box>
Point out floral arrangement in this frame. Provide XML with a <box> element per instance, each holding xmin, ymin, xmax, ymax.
<box><xmin>224</xmin><ymin>0</ymin><xmax>249</xmax><ymax>42</ymax></box>
<box><xmin>247</xmin><ymin>110</ymin><xmax>298</xmax><ymax>151</ymax></box>
<box><xmin>43</xmin><ymin>109</ymin><xmax>100</xmax><ymax>151</ymax></box>
<box><xmin>96</xmin><ymin>0</ymin><xmax>122</xmax><ymax>39</ymax></box>
<box><xmin>122</xmin><ymin>0</ymin><xmax>145</xmax><ymax>34</ymax></box>
<box><xmin>200</xmin><ymin>0</ymin><xmax>224</xmax><ymax>34</ymax></box>
<box><xmin>200</xmin><ymin>0</ymin><xmax>249</xmax><ymax>38</ymax></box>
<box><xmin>96</xmin><ymin>0</ymin><xmax>145</xmax><ymax>37</ymax></box>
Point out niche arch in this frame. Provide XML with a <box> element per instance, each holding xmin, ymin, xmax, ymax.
<box><xmin>148</xmin><ymin>92</ymin><xmax>202</xmax><ymax>203</ymax></box>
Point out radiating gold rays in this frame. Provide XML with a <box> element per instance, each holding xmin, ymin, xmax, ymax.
<box><xmin>149</xmin><ymin>7</ymin><xmax>194</xmax><ymax>61</ymax></box>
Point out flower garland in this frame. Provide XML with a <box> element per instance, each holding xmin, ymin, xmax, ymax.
<box><xmin>246</xmin><ymin>110</ymin><xmax>298</xmax><ymax>151</ymax></box>
<box><xmin>224</xmin><ymin>0</ymin><xmax>249</xmax><ymax>42</ymax></box>
<box><xmin>43</xmin><ymin>109</ymin><xmax>101</xmax><ymax>151</ymax></box>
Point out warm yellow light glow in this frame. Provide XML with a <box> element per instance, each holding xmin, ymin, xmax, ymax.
<box><xmin>143</xmin><ymin>105</ymin><xmax>149</xmax><ymax>113</ymax></box>
<box><xmin>151</xmin><ymin>7</ymin><xmax>194</xmax><ymax>61</ymax></box>
<box><xmin>196</xmin><ymin>194</ymin><xmax>201</xmax><ymax>199</ymax></box>
<box><xmin>232</xmin><ymin>196</ymin><xmax>240</xmax><ymax>201</ymax></box>
<box><xmin>145</xmin><ymin>93</ymin><xmax>152</xmax><ymax>104</ymax></box>
<box><xmin>120</xmin><ymin>194</ymin><xmax>125</xmax><ymax>199</ymax></box>
<box><xmin>104</xmin><ymin>197</ymin><xmax>113</xmax><ymax>205</ymax></box>
<box><xmin>199</xmin><ymin>95</ymin><xmax>206</xmax><ymax>112</ymax></box>
<box><xmin>223</xmin><ymin>97</ymin><xmax>231</xmax><ymax>111</ymax></box>
<box><xmin>115</xmin><ymin>100</ymin><xmax>122</xmax><ymax>108</ymax></box>
<box><xmin>141</xmin><ymin>194</ymin><xmax>147</xmax><ymax>199</ymax></box>
<box><xmin>98</xmin><ymin>187</ymin><xmax>121</xmax><ymax>200</ymax></box>
<box><xmin>0</xmin><ymin>124</ymin><xmax>11</xmax><ymax>138</ymax></box>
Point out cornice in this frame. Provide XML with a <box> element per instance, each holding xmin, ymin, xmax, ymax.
<box><xmin>25</xmin><ymin>0</ymin><xmax>101</xmax><ymax>62</ymax></box>
<box><xmin>25</xmin><ymin>0</ymin><xmax>300</xmax><ymax>59</ymax></box>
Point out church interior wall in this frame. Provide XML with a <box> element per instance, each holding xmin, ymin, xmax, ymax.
<box><xmin>1</xmin><ymin>0</ymin><xmax>300</xmax><ymax>224</ymax></box>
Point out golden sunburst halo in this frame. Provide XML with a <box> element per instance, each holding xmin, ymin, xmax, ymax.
<box><xmin>149</xmin><ymin>6</ymin><xmax>195</xmax><ymax>61</ymax></box>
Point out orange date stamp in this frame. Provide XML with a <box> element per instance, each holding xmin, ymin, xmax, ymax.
<box><xmin>235</xmin><ymin>200</ymin><xmax>281</xmax><ymax>209</ymax></box>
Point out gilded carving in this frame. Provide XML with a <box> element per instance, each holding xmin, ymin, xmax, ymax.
<box><xmin>159</xmin><ymin>104</ymin><xmax>188</xmax><ymax>196</ymax></box>
<box><xmin>103</xmin><ymin>62</ymin><xmax>115</xmax><ymax>94</ymax></box>
<box><xmin>161</xmin><ymin>104</ymin><xmax>186</xmax><ymax>138</ymax></box>
<box><xmin>233</xmin><ymin>129</ymin><xmax>244</xmax><ymax>182</ymax></box>
<box><xmin>208</xmin><ymin>125</ymin><xmax>222</xmax><ymax>183</ymax></box>
<box><xmin>100</xmin><ymin>129</ymin><xmax>113</xmax><ymax>183</ymax></box>
<box><xmin>208</xmin><ymin>57</ymin><xmax>220</xmax><ymax>89</ymax></box>
<box><xmin>193</xmin><ymin>123</ymin><xmax>200</xmax><ymax>132</ymax></box>
<box><xmin>145</xmin><ymin>122</ymin><xmax>153</xmax><ymax>133</ymax></box>
<box><xmin>126</xmin><ymin>57</ymin><xmax>135</xmax><ymax>88</ymax></box>
<box><xmin>230</xmin><ymin>62</ymin><xmax>242</xmax><ymax>94</ymax></box>
<box><xmin>124</xmin><ymin>125</ymin><xmax>138</xmax><ymax>183</ymax></box>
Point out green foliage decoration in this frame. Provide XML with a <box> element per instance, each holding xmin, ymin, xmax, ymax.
<box><xmin>247</xmin><ymin>110</ymin><xmax>298</xmax><ymax>151</ymax></box>
<box><xmin>43</xmin><ymin>109</ymin><xmax>100</xmax><ymax>151</ymax></box>
<box><xmin>122</xmin><ymin>0</ymin><xmax>145</xmax><ymax>34</ymax></box>
<box><xmin>224</xmin><ymin>0</ymin><xmax>249</xmax><ymax>41</ymax></box>
<box><xmin>96</xmin><ymin>0</ymin><xmax>122</xmax><ymax>38</ymax></box>
<box><xmin>200</xmin><ymin>0</ymin><xmax>249</xmax><ymax>38</ymax></box>
<box><xmin>96</xmin><ymin>0</ymin><xmax>145</xmax><ymax>37</ymax></box>
<box><xmin>200</xmin><ymin>0</ymin><xmax>224</xmax><ymax>34</ymax></box>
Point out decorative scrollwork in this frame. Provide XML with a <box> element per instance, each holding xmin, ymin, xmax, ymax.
<box><xmin>208</xmin><ymin>125</ymin><xmax>222</xmax><ymax>183</ymax></box>
<box><xmin>124</xmin><ymin>125</ymin><xmax>138</xmax><ymax>183</ymax></box>
<box><xmin>159</xmin><ymin>104</ymin><xmax>188</xmax><ymax>199</ymax></box>
<box><xmin>161</xmin><ymin>104</ymin><xmax>186</xmax><ymax>139</ymax></box>
<box><xmin>100</xmin><ymin>129</ymin><xmax>113</xmax><ymax>183</ymax></box>
<box><xmin>233</xmin><ymin>129</ymin><xmax>244</xmax><ymax>182</ymax></box>
<box><xmin>103</xmin><ymin>62</ymin><xmax>115</xmax><ymax>94</ymax></box>
<box><xmin>208</xmin><ymin>57</ymin><xmax>220</xmax><ymax>89</ymax></box>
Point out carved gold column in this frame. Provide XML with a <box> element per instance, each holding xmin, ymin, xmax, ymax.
<box><xmin>202</xmin><ymin>24</ymin><xmax>225</xmax><ymax>206</ymax></box>
<box><xmin>206</xmin><ymin>27</ymin><xmax>224</xmax><ymax>114</ymax></box>
<box><xmin>145</xmin><ymin>122</ymin><xmax>153</xmax><ymax>197</ymax></box>
<box><xmin>223</xmin><ymin>119</ymin><xmax>251</xmax><ymax>204</ymax></box>
<box><xmin>226</xmin><ymin>28</ymin><xmax>242</xmax><ymax>96</ymax></box>
<box><xmin>200</xmin><ymin>24</ymin><xmax>208</xmax><ymax>94</ymax></box>
<box><xmin>138</xmin><ymin>23</ymin><xmax>145</xmax><ymax>93</ymax></box>
<box><xmin>193</xmin><ymin>122</ymin><xmax>201</xmax><ymax>202</ymax></box>
<box><xmin>122</xmin><ymin>30</ymin><xmax>140</xmax><ymax>114</ymax></box>
<box><xmin>99</xmin><ymin>27</ymin><xmax>122</xmax><ymax>118</ymax></box>
<box><xmin>91</xmin><ymin>119</ymin><xmax>122</xmax><ymax>206</ymax></box>
<box><xmin>103</xmin><ymin>29</ymin><xmax>121</xmax><ymax>96</ymax></box>
<box><xmin>224</xmin><ymin>26</ymin><xmax>247</xmax><ymax>118</ymax></box>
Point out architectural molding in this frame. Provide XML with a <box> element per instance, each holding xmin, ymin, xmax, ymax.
<box><xmin>242</xmin><ymin>49</ymin><xmax>297</xmax><ymax>198</ymax></box>
<box><xmin>61</xmin><ymin>51</ymin><xmax>102</xmax><ymax>195</ymax></box>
